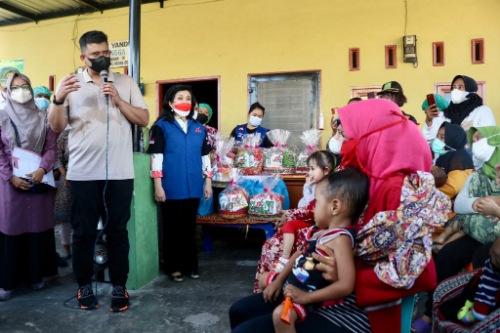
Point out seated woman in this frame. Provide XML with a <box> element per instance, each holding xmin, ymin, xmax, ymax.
<box><xmin>453</xmin><ymin>126</ymin><xmax>500</xmax><ymax>245</ymax></box>
<box><xmin>337</xmin><ymin>99</ymin><xmax>450</xmax><ymax>333</ymax></box>
<box><xmin>230</xmin><ymin>102</ymin><xmax>272</xmax><ymax>148</ymax></box>
<box><xmin>422</xmin><ymin>75</ymin><xmax>495</xmax><ymax>137</ymax></box>
<box><xmin>432</xmin><ymin>122</ymin><xmax>475</xmax><ymax>248</ymax></box>
<box><xmin>414</xmin><ymin>126</ymin><xmax>500</xmax><ymax>333</ymax></box>
<box><xmin>456</xmin><ymin>164</ymin><xmax>500</xmax><ymax>324</ymax></box>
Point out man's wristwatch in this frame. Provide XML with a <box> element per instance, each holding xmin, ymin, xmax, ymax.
<box><xmin>52</xmin><ymin>96</ymin><xmax>65</xmax><ymax>105</ymax></box>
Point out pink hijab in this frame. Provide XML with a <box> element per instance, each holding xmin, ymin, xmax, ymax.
<box><xmin>338</xmin><ymin>99</ymin><xmax>432</xmax><ymax>198</ymax></box>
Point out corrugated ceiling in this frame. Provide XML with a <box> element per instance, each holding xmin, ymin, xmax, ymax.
<box><xmin>0</xmin><ymin>0</ymin><xmax>163</xmax><ymax>26</ymax></box>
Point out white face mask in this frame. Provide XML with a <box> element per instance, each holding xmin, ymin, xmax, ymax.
<box><xmin>11</xmin><ymin>88</ymin><xmax>32</xmax><ymax>104</ymax></box>
<box><xmin>248</xmin><ymin>115</ymin><xmax>262</xmax><ymax>127</ymax></box>
<box><xmin>472</xmin><ymin>138</ymin><xmax>496</xmax><ymax>168</ymax></box>
<box><xmin>328</xmin><ymin>135</ymin><xmax>344</xmax><ymax>154</ymax></box>
<box><xmin>192</xmin><ymin>111</ymin><xmax>198</xmax><ymax>120</ymax></box>
<box><xmin>173</xmin><ymin>108</ymin><xmax>190</xmax><ymax>118</ymax></box>
<box><xmin>450</xmin><ymin>89</ymin><xmax>469</xmax><ymax>104</ymax></box>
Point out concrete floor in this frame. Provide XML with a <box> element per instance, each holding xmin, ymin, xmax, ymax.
<box><xmin>0</xmin><ymin>228</ymin><xmax>265</xmax><ymax>333</ymax></box>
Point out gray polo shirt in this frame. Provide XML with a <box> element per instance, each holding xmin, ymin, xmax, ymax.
<box><xmin>62</xmin><ymin>69</ymin><xmax>147</xmax><ymax>181</ymax></box>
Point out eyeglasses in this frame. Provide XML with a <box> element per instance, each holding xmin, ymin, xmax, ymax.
<box><xmin>11</xmin><ymin>84</ymin><xmax>30</xmax><ymax>90</ymax></box>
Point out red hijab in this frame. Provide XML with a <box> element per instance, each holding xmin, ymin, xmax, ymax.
<box><xmin>338</xmin><ymin>99</ymin><xmax>432</xmax><ymax>224</ymax></box>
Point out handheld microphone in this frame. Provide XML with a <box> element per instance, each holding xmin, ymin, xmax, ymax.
<box><xmin>100</xmin><ymin>70</ymin><xmax>109</xmax><ymax>107</ymax></box>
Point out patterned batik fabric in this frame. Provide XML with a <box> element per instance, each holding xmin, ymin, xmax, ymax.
<box><xmin>433</xmin><ymin>271</ymin><xmax>500</xmax><ymax>333</ymax></box>
<box><xmin>355</xmin><ymin>171</ymin><xmax>451</xmax><ymax>289</ymax></box>
<box><xmin>454</xmin><ymin>171</ymin><xmax>500</xmax><ymax>244</ymax></box>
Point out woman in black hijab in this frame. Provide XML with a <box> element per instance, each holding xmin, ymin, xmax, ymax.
<box><xmin>436</xmin><ymin>123</ymin><xmax>474</xmax><ymax>171</ymax></box>
<box><xmin>443</xmin><ymin>75</ymin><xmax>495</xmax><ymax>131</ymax></box>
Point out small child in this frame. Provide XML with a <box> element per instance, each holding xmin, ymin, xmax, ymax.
<box><xmin>262</xmin><ymin>168</ymin><xmax>369</xmax><ymax>333</ymax></box>
<box><xmin>274</xmin><ymin>150</ymin><xmax>336</xmax><ymax>273</ymax></box>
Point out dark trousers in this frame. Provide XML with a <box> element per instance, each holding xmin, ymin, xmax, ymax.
<box><xmin>160</xmin><ymin>199</ymin><xmax>200</xmax><ymax>275</ymax></box>
<box><xmin>424</xmin><ymin>235</ymin><xmax>490</xmax><ymax>317</ymax></box>
<box><xmin>0</xmin><ymin>230</ymin><xmax>57</xmax><ymax>290</ymax></box>
<box><xmin>229</xmin><ymin>294</ymin><xmax>349</xmax><ymax>333</ymax></box>
<box><xmin>70</xmin><ymin>180</ymin><xmax>133</xmax><ymax>287</ymax></box>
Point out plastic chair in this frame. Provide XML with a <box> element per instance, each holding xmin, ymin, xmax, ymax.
<box><xmin>401</xmin><ymin>295</ymin><xmax>416</xmax><ymax>333</ymax></box>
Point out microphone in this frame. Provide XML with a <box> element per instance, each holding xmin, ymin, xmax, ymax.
<box><xmin>100</xmin><ymin>70</ymin><xmax>109</xmax><ymax>107</ymax></box>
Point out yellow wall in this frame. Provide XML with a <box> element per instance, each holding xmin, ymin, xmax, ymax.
<box><xmin>0</xmin><ymin>0</ymin><xmax>498</xmax><ymax>139</ymax></box>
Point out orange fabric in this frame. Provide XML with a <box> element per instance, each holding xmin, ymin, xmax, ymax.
<box><xmin>438</xmin><ymin>169</ymin><xmax>474</xmax><ymax>199</ymax></box>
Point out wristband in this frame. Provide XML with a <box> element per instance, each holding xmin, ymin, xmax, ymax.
<box><xmin>52</xmin><ymin>96</ymin><xmax>65</xmax><ymax>105</ymax></box>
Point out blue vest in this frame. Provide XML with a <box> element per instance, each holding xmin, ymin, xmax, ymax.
<box><xmin>156</xmin><ymin>119</ymin><xmax>206</xmax><ymax>200</ymax></box>
<box><xmin>233</xmin><ymin>124</ymin><xmax>269</xmax><ymax>145</ymax></box>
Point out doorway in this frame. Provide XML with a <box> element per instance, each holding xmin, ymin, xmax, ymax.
<box><xmin>156</xmin><ymin>77</ymin><xmax>220</xmax><ymax>129</ymax></box>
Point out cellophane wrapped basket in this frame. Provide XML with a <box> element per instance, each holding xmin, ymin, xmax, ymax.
<box><xmin>296</xmin><ymin>129</ymin><xmax>321</xmax><ymax>173</ymax></box>
<box><xmin>264</xmin><ymin>129</ymin><xmax>296</xmax><ymax>174</ymax></box>
<box><xmin>219</xmin><ymin>179</ymin><xmax>249</xmax><ymax>219</ymax></box>
<box><xmin>249</xmin><ymin>176</ymin><xmax>284</xmax><ymax>217</ymax></box>
<box><xmin>212</xmin><ymin>134</ymin><xmax>238</xmax><ymax>186</ymax></box>
<box><xmin>235</xmin><ymin>133</ymin><xmax>264</xmax><ymax>175</ymax></box>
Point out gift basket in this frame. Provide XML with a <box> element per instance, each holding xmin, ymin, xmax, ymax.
<box><xmin>264</xmin><ymin>129</ymin><xmax>296</xmax><ymax>174</ymax></box>
<box><xmin>296</xmin><ymin>129</ymin><xmax>321</xmax><ymax>173</ymax></box>
<box><xmin>212</xmin><ymin>135</ymin><xmax>238</xmax><ymax>187</ymax></box>
<box><xmin>235</xmin><ymin>133</ymin><xmax>264</xmax><ymax>175</ymax></box>
<box><xmin>249</xmin><ymin>177</ymin><xmax>284</xmax><ymax>217</ymax></box>
<box><xmin>219</xmin><ymin>179</ymin><xmax>249</xmax><ymax>219</ymax></box>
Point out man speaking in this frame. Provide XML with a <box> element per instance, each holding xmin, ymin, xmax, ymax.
<box><xmin>48</xmin><ymin>30</ymin><xmax>148</xmax><ymax>312</ymax></box>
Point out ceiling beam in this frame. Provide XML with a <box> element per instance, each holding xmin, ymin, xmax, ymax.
<box><xmin>0</xmin><ymin>2</ymin><xmax>37</xmax><ymax>21</ymax></box>
<box><xmin>0</xmin><ymin>0</ymin><xmax>166</xmax><ymax>27</ymax></box>
<box><xmin>78</xmin><ymin>0</ymin><xmax>104</xmax><ymax>12</ymax></box>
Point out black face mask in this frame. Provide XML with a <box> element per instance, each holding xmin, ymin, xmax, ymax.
<box><xmin>196</xmin><ymin>113</ymin><xmax>209</xmax><ymax>125</ymax></box>
<box><xmin>88</xmin><ymin>56</ymin><xmax>111</xmax><ymax>73</ymax></box>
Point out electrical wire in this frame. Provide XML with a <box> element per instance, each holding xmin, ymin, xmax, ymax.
<box><xmin>403</xmin><ymin>0</ymin><xmax>408</xmax><ymax>36</ymax></box>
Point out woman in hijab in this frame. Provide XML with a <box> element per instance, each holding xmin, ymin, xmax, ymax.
<box><xmin>414</xmin><ymin>127</ymin><xmax>500</xmax><ymax>332</ymax></box>
<box><xmin>454</xmin><ymin>126</ymin><xmax>500</xmax><ymax>245</ymax></box>
<box><xmin>0</xmin><ymin>73</ymin><xmax>58</xmax><ymax>301</ymax></box>
<box><xmin>422</xmin><ymin>75</ymin><xmax>495</xmax><ymax>138</ymax></box>
<box><xmin>337</xmin><ymin>99</ymin><xmax>451</xmax><ymax>333</ymax></box>
<box><xmin>196</xmin><ymin>102</ymin><xmax>217</xmax><ymax>151</ymax></box>
<box><xmin>433</xmin><ymin>122</ymin><xmax>475</xmax><ymax>199</ymax></box>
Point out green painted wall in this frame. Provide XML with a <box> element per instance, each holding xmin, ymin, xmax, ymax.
<box><xmin>127</xmin><ymin>152</ymin><xmax>159</xmax><ymax>290</ymax></box>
